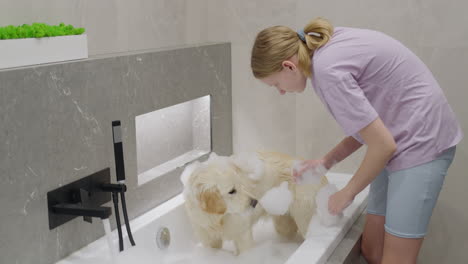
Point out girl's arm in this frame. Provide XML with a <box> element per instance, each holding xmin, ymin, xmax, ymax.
<box><xmin>328</xmin><ymin>117</ymin><xmax>396</xmax><ymax>215</ymax></box>
<box><xmin>343</xmin><ymin>117</ymin><xmax>396</xmax><ymax>199</ymax></box>
<box><xmin>294</xmin><ymin>136</ymin><xmax>362</xmax><ymax>178</ymax></box>
<box><xmin>322</xmin><ymin>136</ymin><xmax>363</xmax><ymax>169</ymax></box>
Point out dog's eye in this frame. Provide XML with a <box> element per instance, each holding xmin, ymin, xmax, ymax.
<box><xmin>228</xmin><ymin>188</ymin><xmax>237</xmax><ymax>194</ymax></box>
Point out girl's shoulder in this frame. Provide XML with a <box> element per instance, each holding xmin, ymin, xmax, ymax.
<box><xmin>312</xmin><ymin>26</ymin><xmax>400</xmax><ymax>76</ymax></box>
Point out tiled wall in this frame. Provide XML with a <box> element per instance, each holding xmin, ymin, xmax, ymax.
<box><xmin>0</xmin><ymin>43</ymin><xmax>231</xmax><ymax>264</ymax></box>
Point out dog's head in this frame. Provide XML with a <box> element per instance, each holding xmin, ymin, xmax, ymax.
<box><xmin>185</xmin><ymin>155</ymin><xmax>258</xmax><ymax>215</ymax></box>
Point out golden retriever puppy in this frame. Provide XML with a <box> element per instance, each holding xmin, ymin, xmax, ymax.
<box><xmin>231</xmin><ymin>151</ymin><xmax>329</xmax><ymax>239</ymax></box>
<box><xmin>181</xmin><ymin>154</ymin><xmax>262</xmax><ymax>255</ymax></box>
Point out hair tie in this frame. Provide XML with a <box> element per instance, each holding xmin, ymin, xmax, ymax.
<box><xmin>297</xmin><ymin>29</ymin><xmax>321</xmax><ymax>42</ymax></box>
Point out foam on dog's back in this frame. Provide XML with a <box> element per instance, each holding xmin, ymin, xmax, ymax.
<box><xmin>259</xmin><ymin>182</ymin><xmax>293</xmax><ymax>215</ymax></box>
<box><xmin>231</xmin><ymin>152</ymin><xmax>265</xmax><ymax>180</ymax></box>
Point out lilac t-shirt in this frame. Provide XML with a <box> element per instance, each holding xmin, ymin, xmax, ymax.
<box><xmin>311</xmin><ymin>27</ymin><xmax>463</xmax><ymax>172</ymax></box>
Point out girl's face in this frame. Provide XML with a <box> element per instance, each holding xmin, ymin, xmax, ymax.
<box><xmin>259</xmin><ymin>55</ymin><xmax>307</xmax><ymax>95</ymax></box>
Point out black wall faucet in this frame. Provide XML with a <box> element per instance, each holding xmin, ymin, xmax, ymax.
<box><xmin>47</xmin><ymin>121</ymin><xmax>136</xmax><ymax>252</ymax></box>
<box><xmin>103</xmin><ymin>120</ymin><xmax>136</xmax><ymax>252</ymax></box>
<box><xmin>47</xmin><ymin>168</ymin><xmax>112</xmax><ymax>230</ymax></box>
<box><xmin>51</xmin><ymin>203</ymin><xmax>111</xmax><ymax>220</ymax></box>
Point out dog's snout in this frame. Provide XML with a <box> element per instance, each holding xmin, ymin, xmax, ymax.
<box><xmin>250</xmin><ymin>199</ymin><xmax>258</xmax><ymax>208</ymax></box>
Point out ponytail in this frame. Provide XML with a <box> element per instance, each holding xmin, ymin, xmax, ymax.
<box><xmin>251</xmin><ymin>17</ymin><xmax>334</xmax><ymax>78</ymax></box>
<box><xmin>298</xmin><ymin>17</ymin><xmax>334</xmax><ymax>77</ymax></box>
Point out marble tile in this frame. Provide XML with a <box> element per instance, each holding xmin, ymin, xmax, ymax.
<box><xmin>0</xmin><ymin>43</ymin><xmax>231</xmax><ymax>264</ymax></box>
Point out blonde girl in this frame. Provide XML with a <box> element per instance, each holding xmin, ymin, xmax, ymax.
<box><xmin>251</xmin><ymin>18</ymin><xmax>462</xmax><ymax>264</ymax></box>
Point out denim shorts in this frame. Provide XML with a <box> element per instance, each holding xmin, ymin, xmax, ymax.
<box><xmin>366</xmin><ymin>146</ymin><xmax>456</xmax><ymax>238</ymax></box>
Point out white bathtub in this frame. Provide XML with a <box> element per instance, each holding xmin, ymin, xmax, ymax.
<box><xmin>57</xmin><ymin>172</ymin><xmax>368</xmax><ymax>264</ymax></box>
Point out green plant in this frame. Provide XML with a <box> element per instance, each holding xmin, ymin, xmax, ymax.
<box><xmin>0</xmin><ymin>23</ymin><xmax>85</xmax><ymax>40</ymax></box>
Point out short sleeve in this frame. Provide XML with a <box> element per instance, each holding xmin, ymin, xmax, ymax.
<box><xmin>315</xmin><ymin>71</ymin><xmax>378</xmax><ymax>137</ymax></box>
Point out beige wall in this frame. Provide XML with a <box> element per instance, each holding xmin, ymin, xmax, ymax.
<box><xmin>1</xmin><ymin>0</ymin><xmax>466</xmax><ymax>263</ymax></box>
<box><xmin>0</xmin><ymin>0</ymin><xmax>187</xmax><ymax>55</ymax></box>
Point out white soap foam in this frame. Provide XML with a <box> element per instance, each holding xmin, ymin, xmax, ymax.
<box><xmin>292</xmin><ymin>160</ymin><xmax>327</xmax><ymax>185</ymax></box>
<box><xmin>207</xmin><ymin>152</ymin><xmax>220</xmax><ymax>163</ymax></box>
<box><xmin>161</xmin><ymin>218</ymin><xmax>300</xmax><ymax>264</ymax></box>
<box><xmin>206</xmin><ymin>152</ymin><xmax>233</xmax><ymax>169</ymax></box>
<box><xmin>231</xmin><ymin>152</ymin><xmax>264</xmax><ymax>181</ymax></box>
<box><xmin>315</xmin><ymin>184</ymin><xmax>344</xmax><ymax>227</ymax></box>
<box><xmin>180</xmin><ymin>161</ymin><xmax>201</xmax><ymax>187</ymax></box>
<box><xmin>180</xmin><ymin>160</ymin><xmax>203</xmax><ymax>200</ymax></box>
<box><xmin>259</xmin><ymin>182</ymin><xmax>292</xmax><ymax>215</ymax></box>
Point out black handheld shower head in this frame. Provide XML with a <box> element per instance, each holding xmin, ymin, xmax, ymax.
<box><xmin>112</xmin><ymin>121</ymin><xmax>126</xmax><ymax>182</ymax></box>
<box><xmin>110</xmin><ymin>120</ymin><xmax>136</xmax><ymax>249</ymax></box>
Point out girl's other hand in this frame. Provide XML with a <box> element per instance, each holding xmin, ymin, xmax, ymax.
<box><xmin>293</xmin><ymin>159</ymin><xmax>328</xmax><ymax>181</ymax></box>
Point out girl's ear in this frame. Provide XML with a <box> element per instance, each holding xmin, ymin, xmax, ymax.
<box><xmin>281</xmin><ymin>60</ymin><xmax>296</xmax><ymax>71</ymax></box>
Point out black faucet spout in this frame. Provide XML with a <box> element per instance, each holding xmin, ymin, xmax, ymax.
<box><xmin>101</xmin><ymin>183</ymin><xmax>127</xmax><ymax>193</ymax></box>
<box><xmin>52</xmin><ymin>203</ymin><xmax>111</xmax><ymax>219</ymax></box>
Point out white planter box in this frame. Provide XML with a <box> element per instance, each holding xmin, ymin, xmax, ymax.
<box><xmin>0</xmin><ymin>34</ymin><xmax>88</xmax><ymax>69</ymax></box>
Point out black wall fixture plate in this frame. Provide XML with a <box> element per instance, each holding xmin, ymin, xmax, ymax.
<box><xmin>47</xmin><ymin>168</ymin><xmax>111</xmax><ymax>230</ymax></box>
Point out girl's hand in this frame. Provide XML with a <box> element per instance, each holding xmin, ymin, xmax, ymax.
<box><xmin>293</xmin><ymin>159</ymin><xmax>328</xmax><ymax>180</ymax></box>
<box><xmin>328</xmin><ymin>188</ymin><xmax>354</xmax><ymax>215</ymax></box>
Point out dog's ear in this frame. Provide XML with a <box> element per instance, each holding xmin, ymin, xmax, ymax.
<box><xmin>198</xmin><ymin>187</ymin><xmax>227</xmax><ymax>215</ymax></box>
